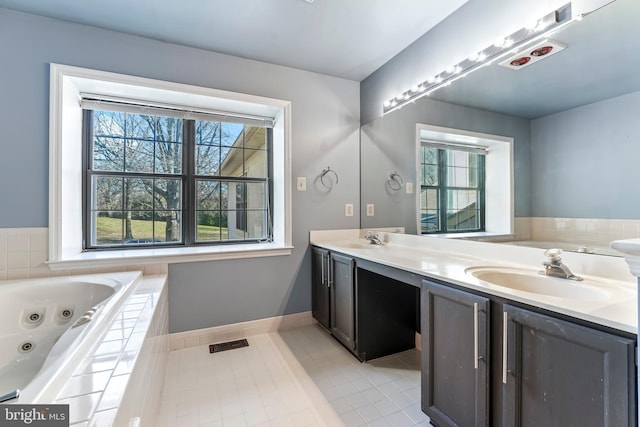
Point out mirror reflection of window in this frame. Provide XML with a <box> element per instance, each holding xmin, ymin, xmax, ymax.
<box><xmin>420</xmin><ymin>143</ymin><xmax>485</xmax><ymax>234</ymax></box>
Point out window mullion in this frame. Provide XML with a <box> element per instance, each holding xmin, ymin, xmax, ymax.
<box><xmin>82</xmin><ymin>110</ymin><xmax>93</xmax><ymax>249</ymax></box>
<box><xmin>438</xmin><ymin>149</ymin><xmax>448</xmax><ymax>233</ymax></box>
<box><xmin>183</xmin><ymin>120</ymin><xmax>196</xmax><ymax>245</ymax></box>
<box><xmin>479</xmin><ymin>154</ymin><xmax>486</xmax><ymax>231</ymax></box>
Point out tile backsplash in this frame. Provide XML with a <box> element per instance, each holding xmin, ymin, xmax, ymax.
<box><xmin>0</xmin><ymin>227</ymin><xmax>167</xmax><ymax>280</ymax></box>
<box><xmin>530</xmin><ymin>217</ymin><xmax>640</xmax><ymax>247</ymax></box>
<box><xmin>2</xmin><ymin>220</ymin><xmax>639</xmax><ymax>280</ymax></box>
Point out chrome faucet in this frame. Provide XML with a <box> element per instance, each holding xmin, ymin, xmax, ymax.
<box><xmin>364</xmin><ymin>231</ymin><xmax>382</xmax><ymax>245</ymax></box>
<box><xmin>540</xmin><ymin>248</ymin><xmax>583</xmax><ymax>281</ymax></box>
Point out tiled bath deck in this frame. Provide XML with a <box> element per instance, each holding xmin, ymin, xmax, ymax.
<box><xmin>157</xmin><ymin>324</ymin><xmax>428</xmax><ymax>426</ymax></box>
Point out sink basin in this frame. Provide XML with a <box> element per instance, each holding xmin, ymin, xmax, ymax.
<box><xmin>339</xmin><ymin>241</ymin><xmax>382</xmax><ymax>249</ymax></box>
<box><xmin>465</xmin><ymin>266</ymin><xmax>610</xmax><ymax>300</ymax></box>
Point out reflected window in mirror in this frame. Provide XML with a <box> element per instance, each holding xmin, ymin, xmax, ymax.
<box><xmin>420</xmin><ymin>144</ymin><xmax>485</xmax><ymax>234</ymax></box>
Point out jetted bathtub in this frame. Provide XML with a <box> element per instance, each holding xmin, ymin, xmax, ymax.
<box><xmin>0</xmin><ymin>271</ymin><xmax>142</xmax><ymax>404</ymax></box>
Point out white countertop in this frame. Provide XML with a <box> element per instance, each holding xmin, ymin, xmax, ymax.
<box><xmin>311</xmin><ymin>229</ymin><xmax>638</xmax><ymax>335</ymax></box>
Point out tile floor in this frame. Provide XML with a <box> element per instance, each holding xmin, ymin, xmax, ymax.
<box><xmin>157</xmin><ymin>324</ymin><xmax>430</xmax><ymax>426</ymax></box>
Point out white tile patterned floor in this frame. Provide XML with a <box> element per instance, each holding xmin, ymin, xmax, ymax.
<box><xmin>157</xmin><ymin>324</ymin><xmax>430</xmax><ymax>427</ymax></box>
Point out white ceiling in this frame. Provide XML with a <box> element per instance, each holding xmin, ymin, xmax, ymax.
<box><xmin>0</xmin><ymin>0</ymin><xmax>467</xmax><ymax>81</ymax></box>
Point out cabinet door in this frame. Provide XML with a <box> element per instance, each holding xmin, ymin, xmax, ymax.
<box><xmin>502</xmin><ymin>304</ymin><xmax>637</xmax><ymax>427</ymax></box>
<box><xmin>330</xmin><ymin>253</ymin><xmax>355</xmax><ymax>351</ymax></box>
<box><xmin>421</xmin><ymin>279</ymin><xmax>490</xmax><ymax>427</ymax></box>
<box><xmin>311</xmin><ymin>247</ymin><xmax>330</xmax><ymax>329</ymax></box>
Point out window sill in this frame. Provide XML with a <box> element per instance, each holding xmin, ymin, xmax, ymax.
<box><xmin>46</xmin><ymin>243</ymin><xmax>294</xmax><ymax>271</ymax></box>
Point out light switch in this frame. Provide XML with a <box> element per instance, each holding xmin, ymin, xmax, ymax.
<box><xmin>406</xmin><ymin>182</ymin><xmax>413</xmax><ymax>194</ymax></box>
<box><xmin>366</xmin><ymin>204</ymin><xmax>374</xmax><ymax>216</ymax></box>
<box><xmin>345</xmin><ymin>204</ymin><xmax>354</xmax><ymax>217</ymax></box>
<box><xmin>296</xmin><ymin>177</ymin><xmax>306</xmax><ymax>191</ymax></box>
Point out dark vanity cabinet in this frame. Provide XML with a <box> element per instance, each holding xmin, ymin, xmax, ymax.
<box><xmin>311</xmin><ymin>247</ymin><xmax>419</xmax><ymax>361</ymax></box>
<box><xmin>330</xmin><ymin>252</ymin><xmax>356</xmax><ymax>351</ymax></box>
<box><xmin>311</xmin><ymin>247</ymin><xmax>356</xmax><ymax>351</ymax></box>
<box><xmin>421</xmin><ymin>279</ymin><xmax>490</xmax><ymax>427</ymax></box>
<box><xmin>421</xmin><ymin>278</ymin><xmax>637</xmax><ymax>427</ymax></box>
<box><xmin>502</xmin><ymin>304</ymin><xmax>636</xmax><ymax>427</ymax></box>
<box><xmin>311</xmin><ymin>247</ymin><xmax>331</xmax><ymax>329</ymax></box>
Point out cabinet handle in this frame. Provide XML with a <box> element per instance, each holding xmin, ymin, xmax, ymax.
<box><xmin>321</xmin><ymin>253</ymin><xmax>325</xmax><ymax>285</ymax></box>
<box><xmin>502</xmin><ymin>311</ymin><xmax>508</xmax><ymax>384</ymax></box>
<box><xmin>327</xmin><ymin>255</ymin><xmax>332</xmax><ymax>288</ymax></box>
<box><xmin>474</xmin><ymin>302</ymin><xmax>479</xmax><ymax>370</ymax></box>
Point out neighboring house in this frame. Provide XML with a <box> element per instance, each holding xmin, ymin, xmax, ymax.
<box><xmin>220</xmin><ymin>127</ymin><xmax>267</xmax><ymax>240</ymax></box>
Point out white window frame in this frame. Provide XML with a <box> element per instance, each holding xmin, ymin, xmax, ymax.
<box><xmin>416</xmin><ymin>124</ymin><xmax>514</xmax><ymax>237</ymax></box>
<box><xmin>48</xmin><ymin>63</ymin><xmax>292</xmax><ymax>270</ymax></box>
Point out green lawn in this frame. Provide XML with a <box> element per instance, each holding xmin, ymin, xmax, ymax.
<box><xmin>96</xmin><ymin>216</ymin><xmax>228</xmax><ymax>243</ymax></box>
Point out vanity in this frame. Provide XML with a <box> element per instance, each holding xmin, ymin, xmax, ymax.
<box><xmin>310</xmin><ymin>229</ymin><xmax>637</xmax><ymax>427</ymax></box>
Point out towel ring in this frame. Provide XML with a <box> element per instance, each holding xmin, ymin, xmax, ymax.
<box><xmin>387</xmin><ymin>171</ymin><xmax>404</xmax><ymax>191</ymax></box>
<box><xmin>319</xmin><ymin>167</ymin><xmax>339</xmax><ymax>190</ymax></box>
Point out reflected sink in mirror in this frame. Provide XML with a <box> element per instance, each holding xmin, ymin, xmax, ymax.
<box><xmin>465</xmin><ymin>266</ymin><xmax>610</xmax><ymax>300</ymax></box>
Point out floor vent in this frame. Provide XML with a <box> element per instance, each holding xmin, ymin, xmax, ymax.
<box><xmin>209</xmin><ymin>338</ymin><xmax>249</xmax><ymax>353</ymax></box>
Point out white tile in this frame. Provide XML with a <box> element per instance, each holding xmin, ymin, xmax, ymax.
<box><xmin>159</xmin><ymin>325</ymin><xmax>422</xmax><ymax>427</ymax></box>
<box><xmin>339</xmin><ymin>409</ymin><xmax>365</xmax><ymax>427</ymax></box>
<box><xmin>57</xmin><ymin>371</ymin><xmax>112</xmax><ymax>399</ymax></box>
<box><xmin>403</xmin><ymin>403</ymin><xmax>429</xmax><ymax>424</ymax></box>
<box><xmin>7</xmin><ymin>234</ymin><xmax>29</xmax><ymax>251</ymax></box>
<box><xmin>372</xmin><ymin>400</ymin><xmax>399</xmax><ymax>417</ymax></box>
<box><xmin>93</xmin><ymin>340</ymin><xmax>126</xmax><ymax>356</ymax></box>
<box><xmin>385</xmin><ymin>410</ymin><xmax>416</xmax><ymax>427</ymax></box>
<box><xmin>175</xmin><ymin>411</ymin><xmax>199</xmax><ymax>426</ymax></box>
<box><xmin>57</xmin><ymin>392</ymin><xmax>102</xmax><ymax>424</ymax></box>
<box><xmin>88</xmin><ymin>409</ymin><xmax>117</xmax><ymax>427</ymax></box>
<box><xmin>355</xmin><ymin>404</ymin><xmax>383</xmax><ymax>423</ymax></box>
<box><xmin>7</xmin><ymin>249</ymin><xmax>28</xmax><ymax>268</ymax></box>
<box><xmin>244</xmin><ymin>407</ymin><xmax>269</xmax><ymax>426</ymax></box>
<box><xmin>96</xmin><ymin>374</ymin><xmax>130</xmax><ymax>411</ymax></box>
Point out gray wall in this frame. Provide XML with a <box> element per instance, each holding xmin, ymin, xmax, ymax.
<box><xmin>361</xmin><ymin>97</ymin><xmax>531</xmax><ymax>233</ymax></box>
<box><xmin>0</xmin><ymin>8</ymin><xmax>360</xmax><ymax>333</ymax></box>
<box><xmin>531</xmin><ymin>90</ymin><xmax>640</xmax><ymax>219</ymax></box>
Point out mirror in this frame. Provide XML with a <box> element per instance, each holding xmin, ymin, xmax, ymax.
<box><xmin>360</xmin><ymin>0</ymin><xmax>640</xmax><ymax>257</ymax></box>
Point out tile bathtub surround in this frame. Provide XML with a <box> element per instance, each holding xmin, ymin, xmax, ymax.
<box><xmin>0</xmin><ymin>227</ymin><xmax>168</xmax><ymax>280</ymax></box>
<box><xmin>158</xmin><ymin>324</ymin><xmax>429</xmax><ymax>427</ymax></box>
<box><xmin>54</xmin><ymin>275</ymin><xmax>169</xmax><ymax>427</ymax></box>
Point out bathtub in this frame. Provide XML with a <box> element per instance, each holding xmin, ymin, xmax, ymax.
<box><xmin>0</xmin><ymin>271</ymin><xmax>141</xmax><ymax>404</ymax></box>
<box><xmin>0</xmin><ymin>270</ymin><xmax>168</xmax><ymax>425</ymax></box>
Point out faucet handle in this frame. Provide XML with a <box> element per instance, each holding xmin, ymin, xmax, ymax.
<box><xmin>543</xmin><ymin>248</ymin><xmax>563</xmax><ymax>263</ymax></box>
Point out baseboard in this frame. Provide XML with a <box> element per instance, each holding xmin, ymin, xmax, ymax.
<box><xmin>168</xmin><ymin>311</ymin><xmax>315</xmax><ymax>351</ymax></box>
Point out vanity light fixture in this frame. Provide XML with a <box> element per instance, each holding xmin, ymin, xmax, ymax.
<box><xmin>382</xmin><ymin>2</ymin><xmax>582</xmax><ymax>115</ymax></box>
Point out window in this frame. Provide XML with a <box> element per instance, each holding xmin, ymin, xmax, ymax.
<box><xmin>84</xmin><ymin>107</ymin><xmax>272</xmax><ymax>249</ymax></box>
<box><xmin>49</xmin><ymin>63</ymin><xmax>292</xmax><ymax>268</ymax></box>
<box><xmin>420</xmin><ymin>143</ymin><xmax>485</xmax><ymax>234</ymax></box>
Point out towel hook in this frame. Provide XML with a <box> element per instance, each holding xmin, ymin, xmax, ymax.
<box><xmin>387</xmin><ymin>171</ymin><xmax>404</xmax><ymax>191</ymax></box>
<box><xmin>319</xmin><ymin>166</ymin><xmax>339</xmax><ymax>190</ymax></box>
